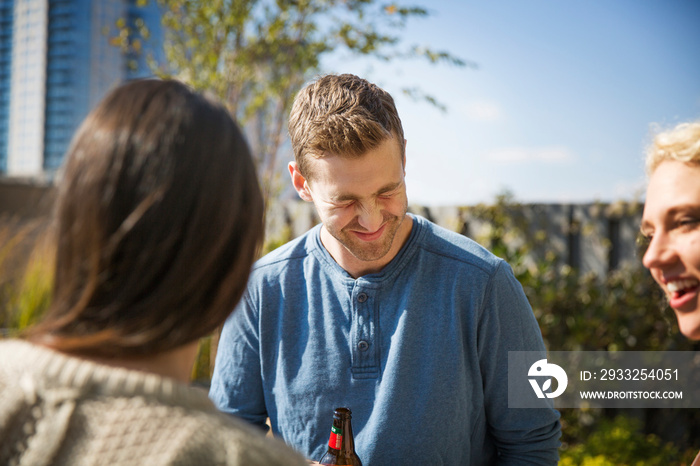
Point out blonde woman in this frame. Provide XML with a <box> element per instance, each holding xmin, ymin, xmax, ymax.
<box><xmin>641</xmin><ymin>121</ymin><xmax>700</xmax><ymax>340</ymax></box>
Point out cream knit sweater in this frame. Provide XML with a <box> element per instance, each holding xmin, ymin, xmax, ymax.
<box><xmin>0</xmin><ymin>340</ymin><xmax>307</xmax><ymax>466</ymax></box>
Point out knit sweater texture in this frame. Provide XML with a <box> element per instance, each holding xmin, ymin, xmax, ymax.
<box><xmin>0</xmin><ymin>339</ymin><xmax>307</xmax><ymax>466</ymax></box>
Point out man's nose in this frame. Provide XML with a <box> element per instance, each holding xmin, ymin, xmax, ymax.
<box><xmin>356</xmin><ymin>201</ymin><xmax>383</xmax><ymax>232</ymax></box>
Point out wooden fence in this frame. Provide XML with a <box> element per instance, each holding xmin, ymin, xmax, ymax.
<box><xmin>0</xmin><ymin>178</ymin><xmax>644</xmax><ymax>277</ymax></box>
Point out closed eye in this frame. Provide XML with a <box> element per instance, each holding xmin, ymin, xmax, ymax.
<box><xmin>377</xmin><ymin>189</ymin><xmax>399</xmax><ymax>199</ymax></box>
<box><xmin>679</xmin><ymin>218</ymin><xmax>700</xmax><ymax>227</ymax></box>
<box><xmin>335</xmin><ymin>200</ymin><xmax>355</xmax><ymax>208</ymax></box>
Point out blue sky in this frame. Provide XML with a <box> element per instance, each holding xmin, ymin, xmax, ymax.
<box><xmin>322</xmin><ymin>0</ymin><xmax>700</xmax><ymax>206</ymax></box>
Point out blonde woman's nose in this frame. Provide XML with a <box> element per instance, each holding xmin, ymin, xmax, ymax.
<box><xmin>642</xmin><ymin>232</ymin><xmax>676</xmax><ymax>270</ymax></box>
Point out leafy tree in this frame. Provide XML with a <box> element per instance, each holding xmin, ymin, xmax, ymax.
<box><xmin>116</xmin><ymin>0</ymin><xmax>471</xmax><ymax>208</ymax></box>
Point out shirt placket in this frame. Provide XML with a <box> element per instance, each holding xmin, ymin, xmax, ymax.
<box><xmin>350</xmin><ymin>283</ymin><xmax>379</xmax><ymax>379</ymax></box>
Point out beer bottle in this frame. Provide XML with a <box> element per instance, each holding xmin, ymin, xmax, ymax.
<box><xmin>319</xmin><ymin>407</ymin><xmax>362</xmax><ymax>466</ymax></box>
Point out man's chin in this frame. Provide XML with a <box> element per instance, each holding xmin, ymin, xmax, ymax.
<box><xmin>351</xmin><ymin>251</ymin><xmax>391</xmax><ymax>263</ymax></box>
<box><xmin>342</xmin><ymin>238</ymin><xmax>393</xmax><ymax>263</ymax></box>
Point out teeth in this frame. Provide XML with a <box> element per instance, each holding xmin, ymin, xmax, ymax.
<box><xmin>667</xmin><ymin>279</ymin><xmax>700</xmax><ymax>293</ymax></box>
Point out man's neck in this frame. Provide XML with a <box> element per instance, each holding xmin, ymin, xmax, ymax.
<box><xmin>321</xmin><ymin>215</ymin><xmax>413</xmax><ymax>278</ymax></box>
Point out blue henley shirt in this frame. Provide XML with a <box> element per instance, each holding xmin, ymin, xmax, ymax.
<box><xmin>210</xmin><ymin>214</ymin><xmax>561</xmax><ymax>465</ymax></box>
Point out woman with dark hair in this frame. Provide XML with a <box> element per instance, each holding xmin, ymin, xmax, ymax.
<box><xmin>0</xmin><ymin>79</ymin><xmax>306</xmax><ymax>465</ymax></box>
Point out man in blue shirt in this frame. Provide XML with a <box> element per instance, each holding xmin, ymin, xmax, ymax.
<box><xmin>210</xmin><ymin>74</ymin><xmax>561</xmax><ymax>465</ymax></box>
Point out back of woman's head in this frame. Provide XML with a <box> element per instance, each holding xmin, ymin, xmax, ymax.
<box><xmin>29</xmin><ymin>79</ymin><xmax>264</xmax><ymax>357</ymax></box>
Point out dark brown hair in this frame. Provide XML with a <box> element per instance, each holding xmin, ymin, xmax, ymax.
<box><xmin>27</xmin><ymin>79</ymin><xmax>264</xmax><ymax>358</ymax></box>
<box><xmin>288</xmin><ymin>74</ymin><xmax>405</xmax><ymax>179</ymax></box>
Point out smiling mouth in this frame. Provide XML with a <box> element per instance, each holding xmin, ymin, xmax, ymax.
<box><xmin>352</xmin><ymin>224</ymin><xmax>386</xmax><ymax>242</ymax></box>
<box><xmin>668</xmin><ymin>279</ymin><xmax>700</xmax><ymax>297</ymax></box>
<box><xmin>666</xmin><ymin>278</ymin><xmax>700</xmax><ymax>310</ymax></box>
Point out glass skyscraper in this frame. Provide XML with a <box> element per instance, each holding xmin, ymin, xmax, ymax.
<box><xmin>0</xmin><ymin>0</ymin><xmax>161</xmax><ymax>176</ymax></box>
<box><xmin>0</xmin><ymin>0</ymin><xmax>13</xmax><ymax>173</ymax></box>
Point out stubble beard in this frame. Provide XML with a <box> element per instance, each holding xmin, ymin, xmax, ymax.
<box><xmin>328</xmin><ymin>207</ymin><xmax>408</xmax><ymax>263</ymax></box>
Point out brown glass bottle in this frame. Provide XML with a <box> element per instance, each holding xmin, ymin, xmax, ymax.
<box><xmin>319</xmin><ymin>407</ymin><xmax>362</xmax><ymax>466</ymax></box>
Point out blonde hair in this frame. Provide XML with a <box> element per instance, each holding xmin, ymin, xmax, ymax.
<box><xmin>288</xmin><ymin>74</ymin><xmax>405</xmax><ymax>179</ymax></box>
<box><xmin>646</xmin><ymin>121</ymin><xmax>700</xmax><ymax>174</ymax></box>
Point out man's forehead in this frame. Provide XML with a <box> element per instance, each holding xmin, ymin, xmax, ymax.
<box><xmin>305</xmin><ymin>151</ymin><xmax>403</xmax><ymax>197</ymax></box>
<box><xmin>305</xmin><ymin>137</ymin><xmax>403</xmax><ymax>171</ymax></box>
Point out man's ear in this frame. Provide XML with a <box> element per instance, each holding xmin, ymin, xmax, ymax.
<box><xmin>288</xmin><ymin>162</ymin><xmax>313</xmax><ymax>202</ymax></box>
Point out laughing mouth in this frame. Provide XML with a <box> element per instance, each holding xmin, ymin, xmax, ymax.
<box><xmin>667</xmin><ymin>278</ymin><xmax>700</xmax><ymax>298</ymax></box>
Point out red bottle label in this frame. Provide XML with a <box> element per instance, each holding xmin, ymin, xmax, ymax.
<box><xmin>328</xmin><ymin>425</ymin><xmax>342</xmax><ymax>449</ymax></box>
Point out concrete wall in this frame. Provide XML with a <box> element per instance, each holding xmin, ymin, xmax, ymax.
<box><xmin>0</xmin><ymin>177</ymin><xmax>55</xmax><ymax>220</ymax></box>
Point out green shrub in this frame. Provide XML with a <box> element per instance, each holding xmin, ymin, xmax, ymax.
<box><xmin>465</xmin><ymin>193</ymin><xmax>700</xmax><ymax>453</ymax></box>
<box><xmin>559</xmin><ymin>415</ymin><xmax>696</xmax><ymax>465</ymax></box>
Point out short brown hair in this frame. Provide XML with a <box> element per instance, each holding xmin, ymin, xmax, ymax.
<box><xmin>646</xmin><ymin>121</ymin><xmax>700</xmax><ymax>174</ymax></box>
<box><xmin>27</xmin><ymin>79</ymin><xmax>264</xmax><ymax>358</ymax></box>
<box><xmin>288</xmin><ymin>74</ymin><xmax>405</xmax><ymax>178</ymax></box>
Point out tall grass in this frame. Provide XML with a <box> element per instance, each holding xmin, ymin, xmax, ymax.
<box><xmin>7</xmin><ymin>234</ymin><xmax>54</xmax><ymax>332</ymax></box>
<box><xmin>191</xmin><ymin>335</ymin><xmax>213</xmax><ymax>386</ymax></box>
<box><xmin>0</xmin><ymin>221</ymin><xmax>54</xmax><ymax>337</ymax></box>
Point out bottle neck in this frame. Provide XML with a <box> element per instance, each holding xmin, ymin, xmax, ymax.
<box><xmin>327</xmin><ymin>413</ymin><xmax>356</xmax><ymax>454</ymax></box>
<box><xmin>340</xmin><ymin>415</ymin><xmax>356</xmax><ymax>454</ymax></box>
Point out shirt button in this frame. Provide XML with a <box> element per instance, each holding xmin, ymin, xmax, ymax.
<box><xmin>358</xmin><ymin>292</ymin><xmax>368</xmax><ymax>303</ymax></box>
<box><xmin>358</xmin><ymin>340</ymin><xmax>369</xmax><ymax>351</ymax></box>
